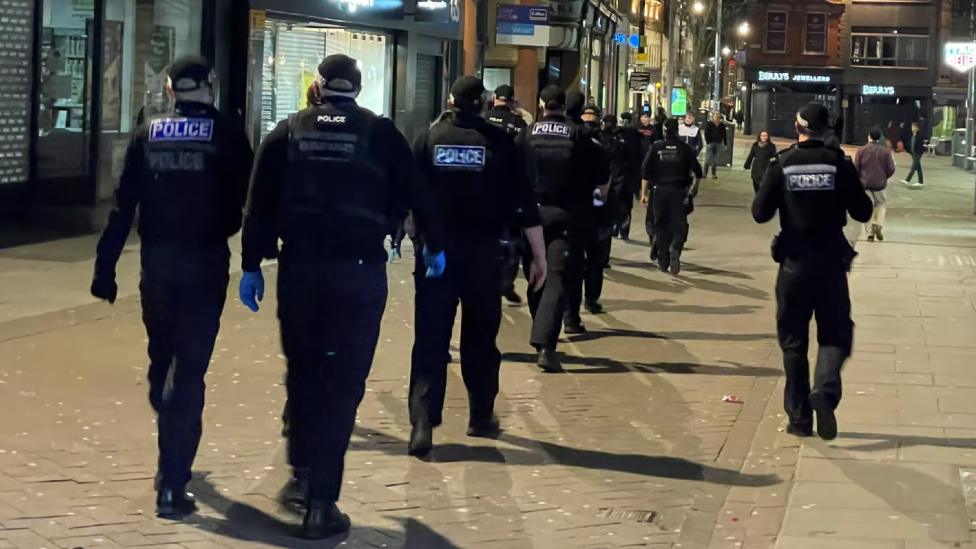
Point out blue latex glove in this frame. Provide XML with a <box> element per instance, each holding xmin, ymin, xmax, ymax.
<box><xmin>239</xmin><ymin>270</ymin><xmax>265</xmax><ymax>312</ymax></box>
<box><xmin>422</xmin><ymin>246</ymin><xmax>446</xmax><ymax>279</ymax></box>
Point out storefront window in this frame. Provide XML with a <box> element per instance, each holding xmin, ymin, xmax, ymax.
<box><xmin>95</xmin><ymin>0</ymin><xmax>204</xmax><ymax>199</ymax></box>
<box><xmin>250</xmin><ymin>19</ymin><xmax>393</xmax><ymax>143</ymax></box>
<box><xmin>765</xmin><ymin>11</ymin><xmax>787</xmax><ymax>53</ymax></box>
<box><xmin>0</xmin><ymin>0</ymin><xmax>34</xmax><ymax>186</ymax></box>
<box><xmin>483</xmin><ymin>68</ymin><xmax>513</xmax><ymax>96</ymax></box>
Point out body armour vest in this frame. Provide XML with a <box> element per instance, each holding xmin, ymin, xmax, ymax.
<box><xmin>523</xmin><ymin>117</ymin><xmax>577</xmax><ymax>208</ymax></box>
<box><xmin>282</xmin><ymin>102</ymin><xmax>389</xmax><ymax>259</ymax></box>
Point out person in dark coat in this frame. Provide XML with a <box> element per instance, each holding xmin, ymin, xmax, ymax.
<box><xmin>744</xmin><ymin>130</ymin><xmax>777</xmax><ymax>193</ymax></box>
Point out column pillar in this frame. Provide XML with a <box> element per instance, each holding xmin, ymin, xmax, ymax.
<box><xmin>515</xmin><ymin>46</ymin><xmax>539</xmax><ymax>114</ymax></box>
<box><xmin>462</xmin><ymin>0</ymin><xmax>479</xmax><ymax>75</ymax></box>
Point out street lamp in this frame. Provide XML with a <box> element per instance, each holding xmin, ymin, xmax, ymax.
<box><xmin>721</xmin><ymin>46</ymin><xmax>731</xmax><ymax>57</ymax></box>
<box><xmin>692</xmin><ymin>0</ymin><xmax>705</xmax><ymax>14</ymax></box>
<box><xmin>737</xmin><ymin>21</ymin><xmax>750</xmax><ymax>37</ymax></box>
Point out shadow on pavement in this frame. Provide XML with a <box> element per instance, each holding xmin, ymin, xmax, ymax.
<box><xmin>551</xmin><ymin>328</ymin><xmax>774</xmax><ymax>344</ymax></box>
<box><xmin>189</xmin><ymin>474</ymin><xmax>459</xmax><ymax>548</ymax></box>
<box><xmin>840</xmin><ymin>432</ymin><xmax>976</xmax><ymax>452</ymax></box>
<box><xmin>352</xmin><ymin>427</ymin><xmax>779</xmax><ymax>488</ymax></box>
<box><xmin>604</xmin><ymin>267</ymin><xmax>769</xmax><ymax>300</ymax></box>
<box><xmin>501</xmin><ymin>352</ymin><xmax>779</xmax><ymax>377</ymax></box>
<box><xmin>599</xmin><ymin>298</ymin><xmax>761</xmax><ymax>315</ymax></box>
<box><xmin>610</xmin><ymin>261</ymin><xmax>754</xmax><ymax>281</ymax></box>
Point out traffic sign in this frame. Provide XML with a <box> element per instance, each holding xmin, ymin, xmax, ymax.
<box><xmin>945</xmin><ymin>42</ymin><xmax>976</xmax><ymax>72</ymax></box>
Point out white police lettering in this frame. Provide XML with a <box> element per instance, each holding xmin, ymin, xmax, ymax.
<box><xmin>148</xmin><ymin>118</ymin><xmax>214</xmax><ymax>142</ymax></box>
<box><xmin>532</xmin><ymin>122</ymin><xmax>571</xmax><ymax>137</ymax></box>
<box><xmin>317</xmin><ymin>115</ymin><xmax>348</xmax><ymax>124</ymax></box>
<box><xmin>147</xmin><ymin>151</ymin><xmax>206</xmax><ymax>172</ymax></box>
<box><xmin>783</xmin><ymin>163</ymin><xmax>837</xmax><ymax>191</ymax></box>
<box><xmin>433</xmin><ymin>145</ymin><xmax>486</xmax><ymax>170</ymax></box>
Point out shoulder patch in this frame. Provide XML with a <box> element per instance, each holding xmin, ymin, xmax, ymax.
<box><xmin>434</xmin><ymin>145</ymin><xmax>486</xmax><ymax>170</ymax></box>
<box><xmin>149</xmin><ymin>118</ymin><xmax>214</xmax><ymax>142</ymax></box>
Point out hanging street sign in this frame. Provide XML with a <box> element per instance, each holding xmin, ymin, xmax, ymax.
<box><xmin>945</xmin><ymin>42</ymin><xmax>976</xmax><ymax>72</ymax></box>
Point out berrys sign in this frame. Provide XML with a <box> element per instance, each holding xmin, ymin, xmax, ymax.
<box><xmin>945</xmin><ymin>42</ymin><xmax>976</xmax><ymax>72</ymax></box>
<box><xmin>757</xmin><ymin>70</ymin><xmax>831</xmax><ymax>83</ymax></box>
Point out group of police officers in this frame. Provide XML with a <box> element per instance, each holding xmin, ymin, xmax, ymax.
<box><xmin>90</xmin><ymin>52</ymin><xmax>869</xmax><ymax>539</ymax></box>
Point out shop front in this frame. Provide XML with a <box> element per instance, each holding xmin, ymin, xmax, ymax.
<box><xmin>843</xmin><ymin>83</ymin><xmax>931</xmax><ymax>145</ymax></box>
<box><xmin>243</xmin><ymin>0</ymin><xmax>461</xmax><ymax>145</ymax></box>
<box><xmin>744</xmin><ymin>67</ymin><xmax>843</xmax><ymax>138</ymax></box>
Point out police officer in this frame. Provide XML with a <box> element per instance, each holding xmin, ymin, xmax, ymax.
<box><xmin>90</xmin><ymin>56</ymin><xmax>253</xmax><ymax>519</ymax></box>
<box><xmin>486</xmin><ymin>84</ymin><xmax>530</xmax><ymax>304</ymax></box>
<box><xmin>408</xmin><ymin>76</ymin><xmax>547</xmax><ymax>457</ymax></box>
<box><xmin>614</xmin><ymin>113</ymin><xmax>643</xmax><ymax>240</ymax></box>
<box><xmin>752</xmin><ymin>102</ymin><xmax>872</xmax><ymax>441</ymax></box>
<box><xmin>518</xmin><ymin>85</ymin><xmax>607</xmax><ymax>372</ymax></box>
<box><xmin>486</xmin><ymin>84</ymin><xmax>528</xmax><ymax>138</ymax></box>
<box><xmin>641</xmin><ymin>117</ymin><xmax>702</xmax><ymax>275</ymax></box>
<box><xmin>564</xmin><ymin>104</ymin><xmax>610</xmax><ymax>328</ymax></box>
<box><xmin>601</xmin><ymin>114</ymin><xmax>641</xmax><ymax>242</ymax></box>
<box><xmin>238</xmin><ymin>54</ymin><xmax>444</xmax><ymax>539</ymax></box>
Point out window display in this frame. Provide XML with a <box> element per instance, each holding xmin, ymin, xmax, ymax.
<box><xmin>0</xmin><ymin>0</ymin><xmax>35</xmax><ymax>185</ymax></box>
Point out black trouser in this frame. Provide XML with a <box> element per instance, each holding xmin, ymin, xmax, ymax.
<box><xmin>907</xmin><ymin>153</ymin><xmax>924</xmax><ymax>184</ymax></box>
<box><xmin>409</xmin><ymin>243</ymin><xmax>503</xmax><ymax>428</ymax></box>
<box><xmin>565</xmin><ymin>222</ymin><xmax>613</xmax><ymax>324</ymax></box>
<box><xmin>278</xmin><ymin>256</ymin><xmax>387</xmax><ymax>504</ymax></box>
<box><xmin>527</xmin><ymin>218</ymin><xmax>579</xmax><ymax>351</ymax></box>
<box><xmin>613</xmin><ymin>184</ymin><xmax>635</xmax><ymax>239</ymax></box>
<box><xmin>776</xmin><ymin>256</ymin><xmax>853</xmax><ymax>429</ymax></box>
<box><xmin>752</xmin><ymin>175</ymin><xmax>762</xmax><ymax>194</ymax></box>
<box><xmin>651</xmin><ymin>185</ymin><xmax>690</xmax><ymax>265</ymax></box>
<box><xmin>140</xmin><ymin>243</ymin><xmax>229</xmax><ymax>492</ymax></box>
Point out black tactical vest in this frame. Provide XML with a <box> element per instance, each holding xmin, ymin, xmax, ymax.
<box><xmin>281</xmin><ymin>101</ymin><xmax>389</xmax><ymax>259</ymax></box>
<box><xmin>140</xmin><ymin>105</ymin><xmax>225</xmax><ymax>245</ymax></box>
<box><xmin>486</xmin><ymin>106</ymin><xmax>521</xmax><ymax>138</ymax></box>
<box><xmin>524</xmin><ymin>116</ymin><xmax>576</xmax><ymax>207</ymax></box>
<box><xmin>649</xmin><ymin>138</ymin><xmax>696</xmax><ymax>188</ymax></box>
<box><xmin>777</xmin><ymin>144</ymin><xmax>848</xmax><ymax>234</ymax></box>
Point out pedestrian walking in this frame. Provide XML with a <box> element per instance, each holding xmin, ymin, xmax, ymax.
<box><xmin>678</xmin><ymin>113</ymin><xmax>703</xmax><ymax>156</ymax></box>
<box><xmin>90</xmin><ymin>56</ymin><xmax>254</xmax><ymax>519</ymax></box>
<box><xmin>517</xmin><ymin>85</ymin><xmax>607</xmax><ymax>373</ymax></box>
<box><xmin>614</xmin><ymin>112</ymin><xmax>644</xmax><ymax>240</ymax></box>
<box><xmin>704</xmin><ymin>112</ymin><xmax>727</xmax><ymax>179</ymax></box>
<box><xmin>734</xmin><ymin>110</ymin><xmax>744</xmax><ymax>131</ymax></box>
<box><xmin>565</xmin><ymin>104</ymin><xmax>612</xmax><ymax>329</ymax></box>
<box><xmin>641</xmin><ymin>117</ymin><xmax>703</xmax><ymax>275</ymax></box>
<box><xmin>744</xmin><ymin>130</ymin><xmax>777</xmax><ymax>193</ymax></box>
<box><xmin>855</xmin><ymin>127</ymin><xmax>896</xmax><ymax>242</ymax></box>
<box><xmin>238</xmin><ymin>54</ymin><xmax>445</xmax><ymax>539</ymax></box>
<box><xmin>752</xmin><ymin>102</ymin><xmax>872</xmax><ymax>441</ymax></box>
<box><xmin>486</xmin><ymin>84</ymin><xmax>530</xmax><ymax>305</ymax></box>
<box><xmin>901</xmin><ymin>122</ymin><xmax>926</xmax><ymax>188</ymax></box>
<box><xmin>407</xmin><ymin>76</ymin><xmax>546</xmax><ymax>457</ymax></box>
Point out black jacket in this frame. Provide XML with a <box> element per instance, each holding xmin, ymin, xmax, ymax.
<box><xmin>414</xmin><ymin>112</ymin><xmax>540</xmax><ymax>246</ymax></box>
<box><xmin>485</xmin><ymin>105</ymin><xmax>528</xmax><ymax>138</ymax></box>
<box><xmin>95</xmin><ymin>101</ymin><xmax>253</xmax><ymax>278</ymax></box>
<box><xmin>704</xmin><ymin>122</ymin><xmax>727</xmax><ymax>145</ymax></box>
<box><xmin>744</xmin><ymin>141</ymin><xmax>777</xmax><ymax>181</ymax></box>
<box><xmin>752</xmin><ymin>140</ymin><xmax>872</xmax><ymax>256</ymax></box>
<box><xmin>642</xmin><ymin>137</ymin><xmax>703</xmax><ymax>188</ymax></box>
<box><xmin>241</xmin><ymin>96</ymin><xmax>443</xmax><ymax>270</ymax></box>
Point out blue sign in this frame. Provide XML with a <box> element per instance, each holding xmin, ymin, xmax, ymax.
<box><xmin>149</xmin><ymin>118</ymin><xmax>214</xmax><ymax>142</ymax></box>
<box><xmin>496</xmin><ymin>4</ymin><xmax>550</xmax><ymax>46</ymax></box>
<box><xmin>613</xmin><ymin>33</ymin><xmax>626</xmax><ymax>45</ymax></box>
<box><xmin>628</xmin><ymin>34</ymin><xmax>640</xmax><ymax>49</ymax></box>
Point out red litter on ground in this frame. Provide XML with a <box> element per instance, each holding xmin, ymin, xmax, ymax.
<box><xmin>722</xmin><ymin>394</ymin><xmax>744</xmax><ymax>403</ymax></box>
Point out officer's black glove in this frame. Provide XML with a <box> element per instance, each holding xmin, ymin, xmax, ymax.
<box><xmin>91</xmin><ymin>275</ymin><xmax>118</xmax><ymax>304</ymax></box>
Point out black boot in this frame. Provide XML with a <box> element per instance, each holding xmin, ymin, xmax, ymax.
<box><xmin>408</xmin><ymin>418</ymin><xmax>433</xmax><ymax>457</ymax></box>
<box><xmin>467</xmin><ymin>416</ymin><xmax>502</xmax><ymax>439</ymax></box>
<box><xmin>537</xmin><ymin>349</ymin><xmax>564</xmax><ymax>373</ymax></box>
<box><xmin>563</xmin><ymin>320</ymin><xmax>587</xmax><ymax>335</ymax></box>
<box><xmin>278</xmin><ymin>473</ymin><xmax>308</xmax><ymax>514</ymax></box>
<box><xmin>302</xmin><ymin>502</ymin><xmax>351</xmax><ymax>539</ymax></box>
<box><xmin>810</xmin><ymin>394</ymin><xmax>838</xmax><ymax>441</ymax></box>
<box><xmin>156</xmin><ymin>488</ymin><xmax>197</xmax><ymax>519</ymax></box>
<box><xmin>503</xmin><ymin>288</ymin><xmax>523</xmax><ymax>304</ymax></box>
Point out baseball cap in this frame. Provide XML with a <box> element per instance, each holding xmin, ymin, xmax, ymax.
<box><xmin>317</xmin><ymin>54</ymin><xmax>362</xmax><ymax>92</ymax></box>
<box><xmin>450</xmin><ymin>75</ymin><xmax>486</xmax><ymax>111</ymax></box>
<box><xmin>168</xmin><ymin>56</ymin><xmax>213</xmax><ymax>92</ymax></box>
<box><xmin>796</xmin><ymin>102</ymin><xmax>830</xmax><ymax>135</ymax></box>
<box><xmin>494</xmin><ymin>84</ymin><xmax>515</xmax><ymax>101</ymax></box>
<box><xmin>539</xmin><ymin>85</ymin><xmax>565</xmax><ymax>110</ymax></box>
<box><xmin>582</xmin><ymin>104</ymin><xmax>602</xmax><ymax>118</ymax></box>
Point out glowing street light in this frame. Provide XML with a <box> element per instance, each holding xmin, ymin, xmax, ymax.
<box><xmin>721</xmin><ymin>46</ymin><xmax>731</xmax><ymax>57</ymax></box>
<box><xmin>737</xmin><ymin>21</ymin><xmax>751</xmax><ymax>37</ymax></box>
<box><xmin>691</xmin><ymin>0</ymin><xmax>705</xmax><ymax>14</ymax></box>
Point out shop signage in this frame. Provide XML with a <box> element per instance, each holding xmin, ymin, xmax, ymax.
<box><xmin>416</xmin><ymin>0</ymin><xmax>460</xmax><ymax>23</ymax></box>
<box><xmin>757</xmin><ymin>70</ymin><xmax>831</xmax><ymax>83</ymax></box>
<box><xmin>496</xmin><ymin>4</ymin><xmax>550</xmax><ymax>47</ymax></box>
<box><xmin>628</xmin><ymin>34</ymin><xmax>641</xmax><ymax>48</ymax></box>
<box><xmin>629</xmin><ymin>71</ymin><xmax>652</xmax><ymax>91</ymax></box>
<box><xmin>328</xmin><ymin>0</ymin><xmax>405</xmax><ymax>19</ymax></box>
<box><xmin>613</xmin><ymin>33</ymin><xmax>627</xmax><ymax>45</ymax></box>
<box><xmin>945</xmin><ymin>41</ymin><xmax>976</xmax><ymax>72</ymax></box>
<box><xmin>671</xmin><ymin>87</ymin><xmax>688</xmax><ymax>116</ymax></box>
<box><xmin>862</xmin><ymin>84</ymin><xmax>895</xmax><ymax>96</ymax></box>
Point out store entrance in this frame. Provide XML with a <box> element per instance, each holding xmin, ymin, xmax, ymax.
<box><xmin>246</xmin><ymin>16</ymin><xmax>394</xmax><ymax>145</ymax></box>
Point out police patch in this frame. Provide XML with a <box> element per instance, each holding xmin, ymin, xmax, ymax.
<box><xmin>434</xmin><ymin>145</ymin><xmax>486</xmax><ymax>170</ymax></box>
<box><xmin>783</xmin><ymin>163</ymin><xmax>837</xmax><ymax>191</ymax></box>
<box><xmin>532</xmin><ymin>122</ymin><xmax>571</xmax><ymax>137</ymax></box>
<box><xmin>149</xmin><ymin>118</ymin><xmax>214</xmax><ymax>142</ymax></box>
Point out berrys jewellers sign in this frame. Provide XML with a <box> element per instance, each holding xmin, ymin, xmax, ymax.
<box><xmin>862</xmin><ymin>84</ymin><xmax>895</xmax><ymax>96</ymax></box>
<box><xmin>757</xmin><ymin>70</ymin><xmax>831</xmax><ymax>83</ymax></box>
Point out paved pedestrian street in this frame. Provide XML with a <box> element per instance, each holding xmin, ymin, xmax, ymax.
<box><xmin>2</xmin><ymin>143</ymin><xmax>976</xmax><ymax>548</ymax></box>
